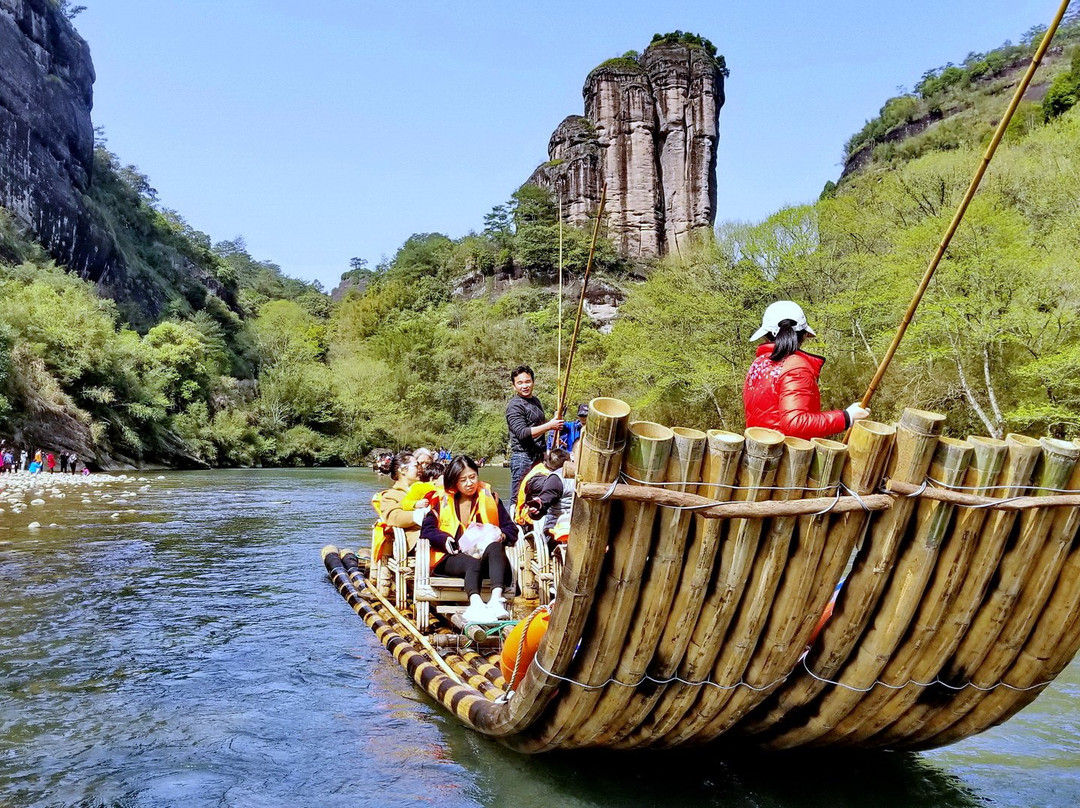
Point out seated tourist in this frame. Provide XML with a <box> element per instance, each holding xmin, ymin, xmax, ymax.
<box><xmin>514</xmin><ymin>448</ymin><xmax>572</xmax><ymax>530</ymax></box>
<box><xmin>420</xmin><ymin>455</ymin><xmax>517</xmax><ymax>622</ymax></box>
<box><xmin>400</xmin><ymin>461</ymin><xmax>445</xmax><ymax>511</ymax></box>
<box><xmin>376</xmin><ymin>452</ymin><xmax>425</xmax><ymax>555</ymax></box>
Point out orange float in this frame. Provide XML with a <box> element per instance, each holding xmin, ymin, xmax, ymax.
<box><xmin>500</xmin><ymin>607</ymin><xmax>550</xmax><ymax>689</ymax></box>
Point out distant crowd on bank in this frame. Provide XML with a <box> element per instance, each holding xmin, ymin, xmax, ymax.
<box><xmin>0</xmin><ymin>442</ymin><xmax>84</xmax><ymax>475</ymax></box>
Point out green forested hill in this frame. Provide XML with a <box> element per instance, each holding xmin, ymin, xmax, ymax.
<box><xmin>3</xmin><ymin>29</ymin><xmax>1080</xmax><ymax>467</ymax></box>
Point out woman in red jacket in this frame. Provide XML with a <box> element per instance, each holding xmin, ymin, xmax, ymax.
<box><xmin>743</xmin><ymin>301</ymin><xmax>869</xmax><ymax>440</ymax></box>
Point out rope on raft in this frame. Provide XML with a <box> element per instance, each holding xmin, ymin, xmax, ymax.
<box><xmin>581</xmin><ymin>473</ymin><xmax>1080</xmax><ymax>516</ymax></box>
<box><xmin>523</xmin><ymin>644</ymin><xmax>1057</xmax><ymax>695</ymax></box>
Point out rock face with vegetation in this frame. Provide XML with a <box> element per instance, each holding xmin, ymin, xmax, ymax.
<box><xmin>527</xmin><ymin>34</ymin><xmax>726</xmax><ymax>260</ymax></box>
<box><xmin>0</xmin><ymin>0</ymin><xmax>120</xmax><ymax>284</ymax></box>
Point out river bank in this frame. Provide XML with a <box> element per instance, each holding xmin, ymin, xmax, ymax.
<box><xmin>0</xmin><ymin>469</ymin><xmax>165</xmax><ymax>528</ymax></box>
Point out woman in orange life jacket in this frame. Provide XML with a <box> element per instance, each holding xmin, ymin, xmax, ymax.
<box><xmin>377</xmin><ymin>452</ymin><xmax>427</xmax><ymax>552</ymax></box>
<box><xmin>743</xmin><ymin>301</ymin><xmax>870</xmax><ymax>440</ymax></box>
<box><xmin>420</xmin><ymin>455</ymin><xmax>518</xmax><ymax>623</ymax></box>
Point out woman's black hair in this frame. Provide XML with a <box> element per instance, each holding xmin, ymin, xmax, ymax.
<box><xmin>443</xmin><ymin>455</ymin><xmax>481</xmax><ymax>493</ymax></box>
<box><xmin>420</xmin><ymin>461</ymin><xmax>445</xmax><ymax>483</ymax></box>
<box><xmin>769</xmin><ymin>319</ymin><xmax>806</xmax><ymax>362</ymax></box>
<box><xmin>388</xmin><ymin>451</ymin><xmax>415</xmax><ymax>482</ymax></box>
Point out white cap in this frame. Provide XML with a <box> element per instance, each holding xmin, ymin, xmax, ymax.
<box><xmin>749</xmin><ymin>301</ymin><xmax>817</xmax><ymax>342</ymax></box>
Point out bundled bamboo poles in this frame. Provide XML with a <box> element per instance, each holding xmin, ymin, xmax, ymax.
<box><xmin>738</xmin><ymin>418</ymin><xmax>898</xmax><ymax>739</ymax></box>
<box><xmin>715</xmin><ymin>437</ymin><xmax>850</xmax><ymax>732</ymax></box>
<box><xmin>811</xmin><ymin>436</ymin><xmax>974</xmax><ymax>745</ymax></box>
<box><xmin>611</xmin><ymin>430</ymin><xmax>746</xmax><ymax>747</ymax></box>
<box><xmin>524</xmin><ymin>419</ymin><xmax>674</xmax><ymax>749</ymax></box>
<box><xmin>640</xmin><ymin>427</ymin><xmax>786</xmax><ymax>747</ymax></box>
<box><xmin>831</xmin><ymin>436</ymin><xmax>1006</xmax><ymax>744</ymax></box>
<box><xmin>497</xmin><ymin>396</ymin><xmax>631</xmax><ymax>747</ymax></box>
<box><xmin>572</xmin><ymin>426</ymin><xmax>708</xmax><ymax>746</ymax></box>
<box><xmin>901</xmin><ymin>436</ymin><xmax>1080</xmax><ymax>748</ymax></box>
<box><xmin>322</xmin><ymin>394</ymin><xmax>1080</xmax><ymax>753</ymax></box>
<box><xmin>869</xmin><ymin>433</ymin><xmax>1043</xmax><ymax>745</ymax></box>
<box><xmin>678</xmin><ymin>436</ymin><xmax>817</xmax><ymax>744</ymax></box>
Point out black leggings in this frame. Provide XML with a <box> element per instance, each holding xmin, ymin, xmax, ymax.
<box><xmin>434</xmin><ymin>542</ymin><xmax>512</xmax><ymax>596</ymax></box>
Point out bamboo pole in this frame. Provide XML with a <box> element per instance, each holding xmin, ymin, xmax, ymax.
<box><xmin>836</xmin><ymin>435</ymin><xmax>1007</xmax><ymax>744</ymax></box>
<box><xmin>908</xmin><ymin>436</ymin><xmax>1080</xmax><ymax>747</ymax></box>
<box><xmin>929</xmin><ymin>440</ymin><xmax>1080</xmax><ymax>743</ymax></box>
<box><xmin>939</xmin><ymin>455</ymin><xmax>1080</xmax><ymax>747</ymax></box>
<box><xmin>556</xmin><ymin>184</ymin><xmax>607</xmax><ymax>419</ymax></box>
<box><xmin>641</xmin><ymin>427</ymin><xmax>786</xmax><ymax>747</ymax></box>
<box><xmin>885</xmin><ymin>480</ymin><xmax>1080</xmax><ymax>510</ymax></box>
<box><xmin>528</xmin><ymin>420</ymin><xmax>673</xmax><ymax>748</ymax></box>
<box><xmin>585</xmin><ymin>426</ymin><xmax>709</xmax><ymax>746</ymax></box>
<box><xmin>491</xmin><ymin>396</ymin><xmax>630</xmax><ymax>744</ymax></box>
<box><xmin>575</xmin><ymin>483</ymin><xmax>895</xmax><ymax>516</ymax></box>
<box><xmin>855</xmin><ymin>0</ymin><xmax>1073</xmax><ymax>412</ymax></box>
<box><xmin>872</xmin><ymin>433</ymin><xmax>1042</xmax><ymax>745</ymax></box>
<box><xmin>719</xmin><ymin>438</ymin><xmax>849</xmax><ymax>733</ymax></box>
<box><xmin>608</xmin><ymin>430</ymin><xmax>746</xmax><ymax>746</ymax></box>
<box><xmin>813</xmin><ymin>437</ymin><xmax>974</xmax><ymax>745</ymax></box>
<box><xmin>322</xmin><ymin>547</ymin><xmax>499</xmax><ymax>731</ymax></box>
<box><xmin>738</xmin><ymin>418</ymin><xmax>897</xmax><ymax>738</ymax></box>
<box><xmin>686</xmin><ymin>436</ymin><xmax>817</xmax><ymax>742</ymax></box>
<box><xmin>764</xmin><ymin>408</ymin><xmax>945</xmax><ymax>748</ymax></box>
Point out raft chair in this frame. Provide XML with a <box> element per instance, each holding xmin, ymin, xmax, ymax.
<box><xmin>412</xmin><ymin>531</ymin><xmax>524</xmax><ymax>633</ymax></box>
<box><xmin>384</xmin><ymin>526</ymin><xmax>415</xmax><ymax>612</ymax></box>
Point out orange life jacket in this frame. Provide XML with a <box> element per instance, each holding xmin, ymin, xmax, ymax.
<box><xmin>433</xmin><ymin>482</ymin><xmax>501</xmax><ymax>570</ymax></box>
<box><xmin>514</xmin><ymin>463</ymin><xmax>552</xmax><ymax>526</ymax></box>
<box><xmin>371</xmin><ymin>489</ymin><xmax>394</xmax><ymax>561</ymax></box>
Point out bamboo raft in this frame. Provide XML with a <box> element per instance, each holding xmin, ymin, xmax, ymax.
<box><xmin>322</xmin><ymin>396</ymin><xmax>1080</xmax><ymax>752</ymax></box>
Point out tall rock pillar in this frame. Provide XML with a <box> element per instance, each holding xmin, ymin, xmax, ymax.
<box><xmin>526</xmin><ymin>35</ymin><xmax>726</xmax><ymax>261</ymax></box>
<box><xmin>643</xmin><ymin>43</ymin><xmax>724</xmax><ymax>255</ymax></box>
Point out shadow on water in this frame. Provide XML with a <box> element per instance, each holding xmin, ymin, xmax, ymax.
<box><xmin>439</xmin><ymin>723</ymin><xmax>987</xmax><ymax>808</ymax></box>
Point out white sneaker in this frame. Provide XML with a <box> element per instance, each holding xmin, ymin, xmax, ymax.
<box><xmin>463</xmin><ymin>602</ymin><xmax>493</xmax><ymax>623</ymax></box>
<box><xmin>487</xmin><ymin>597</ymin><xmax>510</xmax><ymax>620</ymax></box>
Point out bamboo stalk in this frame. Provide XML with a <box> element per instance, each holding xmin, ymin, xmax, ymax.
<box><xmin>764</xmin><ymin>408</ymin><xmax>945</xmax><ymax>748</ymax></box>
<box><xmin>941</xmin><ymin>486</ymin><xmax>1080</xmax><ymax>746</ymax></box>
<box><xmin>737</xmin><ymin>418</ymin><xmax>897</xmax><ymax>738</ymax></box>
<box><xmin>444</xmin><ymin>653</ymin><xmax>505</xmax><ymax>700</ymax></box>
<box><xmin>607</xmin><ymin>430</ymin><xmax>746</xmax><ymax>746</ymax></box>
<box><xmin>638</xmin><ymin>427</ymin><xmax>786</xmax><ymax>747</ymax></box>
<box><xmin>936</xmin><ymin>440</ymin><xmax>1080</xmax><ymax>742</ymax></box>
<box><xmin>872</xmin><ymin>433</ymin><xmax>1042</xmax><ymax>745</ymax></box>
<box><xmin>814</xmin><ymin>437</ymin><xmax>973</xmax><ymax>745</ymax></box>
<box><xmin>529</xmin><ymin>420</ymin><xmax>674</xmax><ymax>749</ymax></box>
<box><xmin>885</xmin><ymin>481</ymin><xmax>1080</xmax><ymax>509</ymax></box>
<box><xmin>686</xmin><ymin>436</ymin><xmax>817</xmax><ymax>742</ymax></box>
<box><xmin>836</xmin><ymin>435</ymin><xmax>1007</xmax><ymax>744</ymax></box>
<box><xmin>908</xmin><ymin>436</ymin><xmax>1080</xmax><ymax>747</ymax></box>
<box><xmin>719</xmin><ymin>438</ymin><xmax>850</xmax><ymax>733</ymax></box>
<box><xmin>490</xmin><ymin>396</ymin><xmax>630</xmax><ymax>743</ymax></box>
<box><xmin>322</xmin><ymin>547</ymin><xmax>499</xmax><ymax>731</ymax></box>
<box><xmin>588</xmin><ymin>426</ymin><xmax>710</xmax><ymax>746</ymax></box>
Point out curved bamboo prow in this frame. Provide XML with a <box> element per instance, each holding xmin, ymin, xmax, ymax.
<box><xmin>323</xmin><ymin>398</ymin><xmax>1080</xmax><ymax>753</ymax></box>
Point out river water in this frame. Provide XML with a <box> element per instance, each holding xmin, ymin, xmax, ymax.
<box><xmin>0</xmin><ymin>468</ymin><xmax>1077</xmax><ymax>807</ymax></box>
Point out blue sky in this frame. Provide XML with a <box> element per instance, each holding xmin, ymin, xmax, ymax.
<box><xmin>74</xmin><ymin>1</ymin><xmax>1056</xmax><ymax>291</ymax></box>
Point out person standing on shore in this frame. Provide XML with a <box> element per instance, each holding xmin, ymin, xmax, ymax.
<box><xmin>20</xmin><ymin>449</ymin><xmax>27</xmax><ymax>471</ymax></box>
<box><xmin>69</xmin><ymin>452</ymin><xmax>78</xmax><ymax>474</ymax></box>
<box><xmin>60</xmin><ymin>452</ymin><xmax>69</xmax><ymax>473</ymax></box>
<box><xmin>505</xmin><ymin>365</ymin><xmax>562</xmax><ymax>505</ymax></box>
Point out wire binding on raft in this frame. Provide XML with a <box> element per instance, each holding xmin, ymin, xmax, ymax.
<box><xmin>527</xmin><ymin>649</ymin><xmax>1056</xmax><ymax>695</ymax></box>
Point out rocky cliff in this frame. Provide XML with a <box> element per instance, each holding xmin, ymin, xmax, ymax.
<box><xmin>528</xmin><ymin>37</ymin><xmax>725</xmax><ymax>260</ymax></box>
<box><xmin>0</xmin><ymin>0</ymin><xmax>125</xmax><ymax>284</ymax></box>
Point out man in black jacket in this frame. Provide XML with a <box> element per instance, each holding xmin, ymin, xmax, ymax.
<box><xmin>505</xmin><ymin>365</ymin><xmax>562</xmax><ymax>504</ymax></box>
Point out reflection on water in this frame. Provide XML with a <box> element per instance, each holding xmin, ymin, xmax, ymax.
<box><xmin>0</xmin><ymin>468</ymin><xmax>1077</xmax><ymax>807</ymax></box>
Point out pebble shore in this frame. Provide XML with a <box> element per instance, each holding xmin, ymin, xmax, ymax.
<box><xmin>0</xmin><ymin>471</ymin><xmax>167</xmax><ymax>528</ymax></box>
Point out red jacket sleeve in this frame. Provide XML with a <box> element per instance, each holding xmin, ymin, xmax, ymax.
<box><xmin>776</xmin><ymin>366</ymin><xmax>847</xmax><ymax>440</ymax></box>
